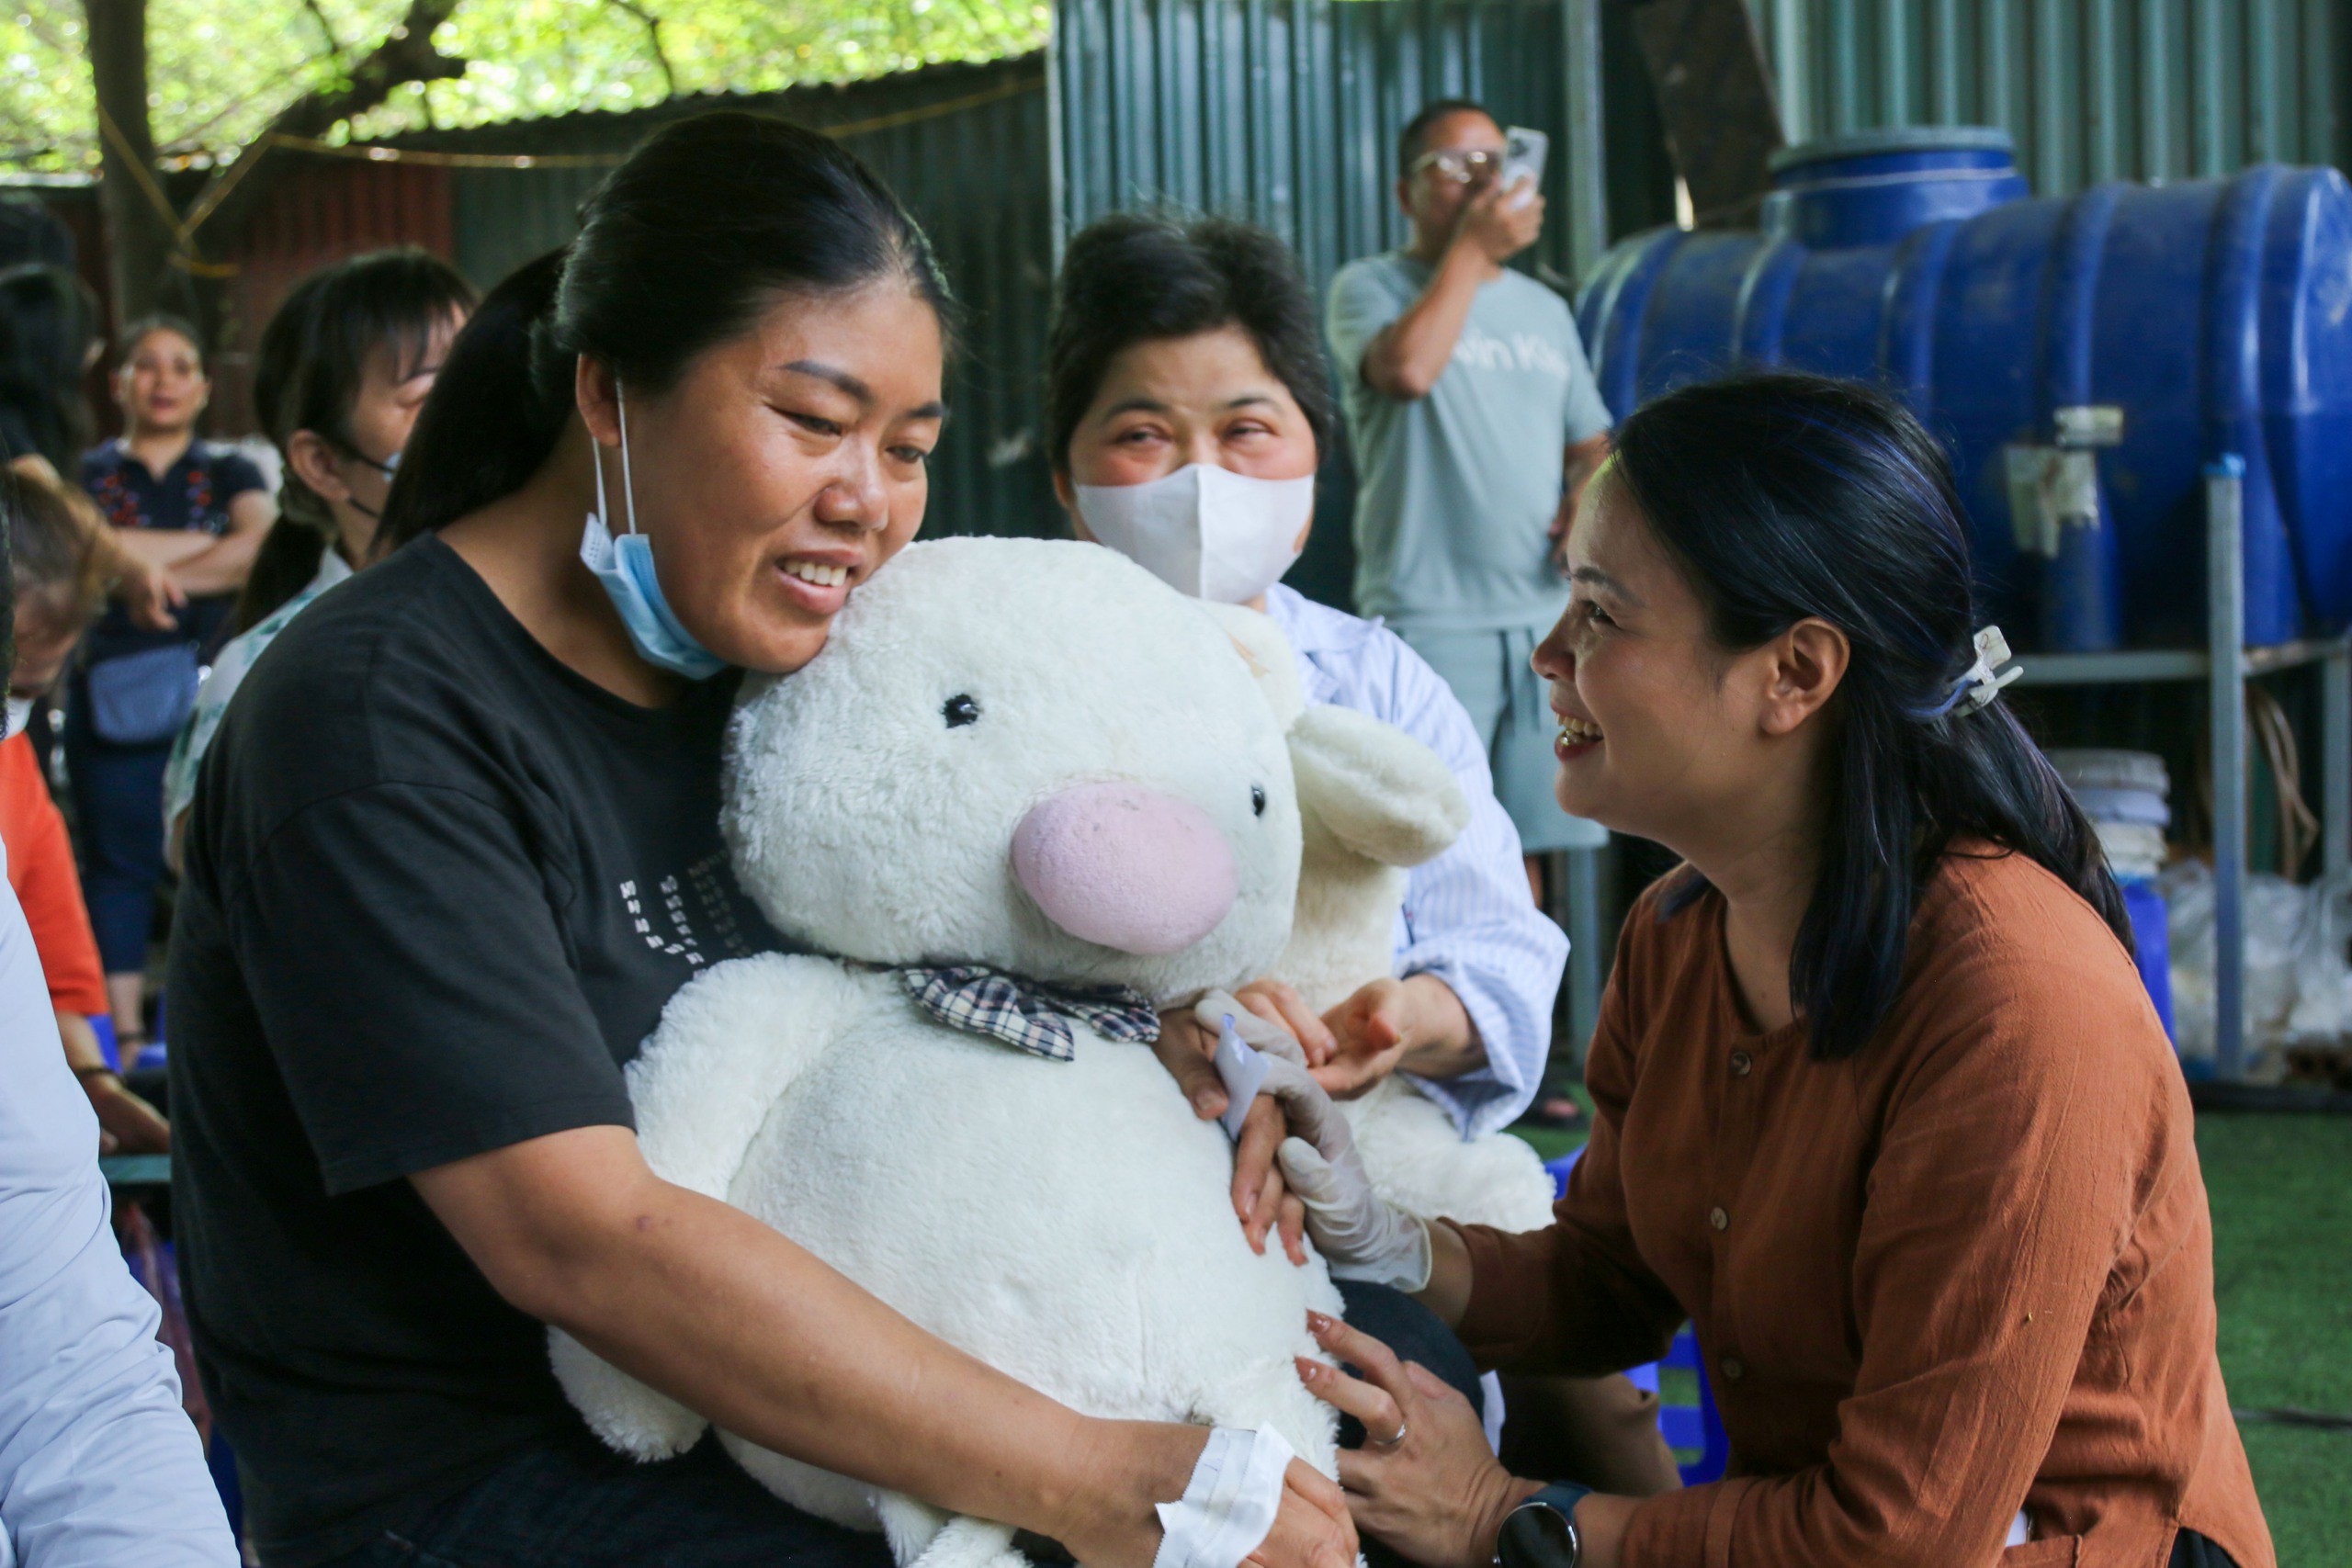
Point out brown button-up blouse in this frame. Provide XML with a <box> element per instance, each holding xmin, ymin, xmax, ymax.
<box><xmin>1453</xmin><ymin>845</ymin><xmax>2273</xmax><ymax>1568</ymax></box>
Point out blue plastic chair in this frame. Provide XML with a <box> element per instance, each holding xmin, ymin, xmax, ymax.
<box><xmin>1542</xmin><ymin>1151</ymin><xmax>1729</xmax><ymax>1484</ymax></box>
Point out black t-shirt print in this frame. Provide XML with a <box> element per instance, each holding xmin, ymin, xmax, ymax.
<box><xmin>624</xmin><ymin>851</ymin><xmax>759</xmax><ymax>970</ymax></box>
<box><xmin>167</xmin><ymin>534</ymin><xmax>783</xmax><ymax>1566</ymax></box>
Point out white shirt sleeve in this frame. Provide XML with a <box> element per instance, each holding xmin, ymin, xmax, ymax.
<box><xmin>1381</xmin><ymin>646</ymin><xmax>1569</xmax><ymax>1137</ymax></box>
<box><xmin>0</xmin><ymin>866</ymin><xmax>236</xmax><ymax>1566</ymax></box>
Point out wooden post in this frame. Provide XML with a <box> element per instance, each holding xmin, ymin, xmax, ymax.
<box><xmin>82</xmin><ymin>0</ymin><xmax>176</xmax><ymax>325</ymax></box>
<box><xmin>1623</xmin><ymin>0</ymin><xmax>1787</xmax><ymax>228</ymax></box>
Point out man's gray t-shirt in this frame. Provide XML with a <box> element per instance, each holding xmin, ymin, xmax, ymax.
<box><xmin>1327</xmin><ymin>253</ymin><xmax>1612</xmax><ymax>632</ymax></box>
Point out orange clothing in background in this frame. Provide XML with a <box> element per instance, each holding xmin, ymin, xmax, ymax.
<box><xmin>0</xmin><ymin>730</ymin><xmax>107</xmax><ymax>1016</ymax></box>
<box><xmin>1453</xmin><ymin>844</ymin><xmax>2272</xmax><ymax>1568</ymax></box>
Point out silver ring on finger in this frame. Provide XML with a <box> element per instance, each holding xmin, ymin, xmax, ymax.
<box><xmin>1370</xmin><ymin>1421</ymin><xmax>1408</xmax><ymax>1450</ymax></box>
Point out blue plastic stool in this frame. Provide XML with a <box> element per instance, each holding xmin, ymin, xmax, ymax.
<box><xmin>2119</xmin><ymin>876</ymin><xmax>2175</xmax><ymax>1041</ymax></box>
<box><xmin>1542</xmin><ymin>1151</ymin><xmax>1730</xmax><ymax>1484</ymax></box>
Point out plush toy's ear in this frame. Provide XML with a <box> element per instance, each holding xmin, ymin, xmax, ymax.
<box><xmin>1195</xmin><ymin>601</ymin><xmax>1307</xmax><ymax>730</ymax></box>
<box><xmin>1289</xmin><ymin>705</ymin><xmax>1470</xmax><ymax>867</ymax></box>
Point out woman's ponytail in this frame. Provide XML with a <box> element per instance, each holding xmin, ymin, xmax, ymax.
<box><xmin>375</xmin><ymin>250</ymin><xmax>569</xmax><ymax>555</ymax></box>
<box><xmin>1614</xmin><ymin>371</ymin><xmax>2131</xmax><ymax>1063</ymax></box>
<box><xmin>232</xmin><ymin>513</ymin><xmax>330</xmax><ymax>634</ymax></box>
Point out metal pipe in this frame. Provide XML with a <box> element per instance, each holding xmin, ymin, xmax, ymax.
<box><xmin>2325</xmin><ymin>646</ymin><xmax>2350</xmax><ymax>881</ymax></box>
<box><xmin>1562</xmin><ymin>0</ymin><xmax>1608</xmax><ymax>283</ymax></box>
<box><xmin>1558</xmin><ymin>848</ymin><xmax>1604</xmax><ymax>1068</ymax></box>
<box><xmin>2208</xmin><ymin>457</ymin><xmax>2246</xmax><ymax>1081</ymax></box>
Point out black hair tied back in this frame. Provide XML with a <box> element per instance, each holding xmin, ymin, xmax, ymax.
<box><xmin>239</xmin><ymin>248</ymin><xmax>478</xmax><ymax>631</ymax></box>
<box><xmin>379</xmin><ymin>112</ymin><xmax>953</xmax><ymax>554</ymax></box>
<box><xmin>1621</xmin><ymin>371</ymin><xmax>2130</xmax><ymax>1062</ymax></box>
<box><xmin>0</xmin><ymin>265</ymin><xmax>98</xmax><ymax>473</ymax></box>
<box><xmin>1046</xmin><ymin>212</ymin><xmax>1336</xmax><ymax>473</ymax></box>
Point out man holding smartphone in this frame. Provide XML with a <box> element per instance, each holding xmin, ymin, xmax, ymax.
<box><xmin>1327</xmin><ymin>99</ymin><xmax>1614</xmax><ymax>888</ymax></box>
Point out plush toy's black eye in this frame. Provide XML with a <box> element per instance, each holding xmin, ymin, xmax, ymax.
<box><xmin>943</xmin><ymin>694</ymin><xmax>981</xmax><ymax>728</ymax></box>
<box><xmin>1250</xmin><ymin>784</ymin><xmax>1267</xmax><ymax>817</ymax></box>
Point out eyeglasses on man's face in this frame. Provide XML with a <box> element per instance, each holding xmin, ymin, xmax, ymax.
<box><xmin>1408</xmin><ymin>147</ymin><xmax>1507</xmax><ymax>185</ymax></box>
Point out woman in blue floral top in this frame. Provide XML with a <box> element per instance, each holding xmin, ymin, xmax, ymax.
<box><xmin>74</xmin><ymin>315</ymin><xmax>273</xmax><ymax>1045</ymax></box>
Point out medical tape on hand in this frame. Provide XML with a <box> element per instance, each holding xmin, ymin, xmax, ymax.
<box><xmin>1214</xmin><ymin>1015</ymin><xmax>1272</xmax><ymax>1141</ymax></box>
<box><xmin>1150</xmin><ymin>1427</ymin><xmax>1298</xmax><ymax>1568</ymax></box>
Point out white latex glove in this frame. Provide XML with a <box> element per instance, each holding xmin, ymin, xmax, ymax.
<box><xmin>1194</xmin><ymin>990</ymin><xmax>1310</xmax><ymax>1065</ymax></box>
<box><xmin>1257</xmin><ymin>1055</ymin><xmax>1432</xmax><ymax>1292</ymax></box>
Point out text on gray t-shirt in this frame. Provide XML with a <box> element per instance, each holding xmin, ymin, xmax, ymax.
<box><xmin>1326</xmin><ymin>252</ymin><xmax>1612</xmax><ymax>632</ymax></box>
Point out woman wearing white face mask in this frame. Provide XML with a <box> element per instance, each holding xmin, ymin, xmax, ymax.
<box><xmin>1047</xmin><ymin>216</ymin><xmax>1681</xmax><ymax>1500</ymax></box>
<box><xmin>1048</xmin><ymin>214</ymin><xmax>1563</xmax><ymax>1134</ymax></box>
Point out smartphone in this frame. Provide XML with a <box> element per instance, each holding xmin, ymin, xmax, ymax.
<box><xmin>1501</xmin><ymin>126</ymin><xmax>1549</xmax><ymax>209</ymax></box>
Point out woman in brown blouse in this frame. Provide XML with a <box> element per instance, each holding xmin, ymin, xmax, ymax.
<box><xmin>1274</xmin><ymin>373</ymin><xmax>2273</xmax><ymax>1568</ymax></box>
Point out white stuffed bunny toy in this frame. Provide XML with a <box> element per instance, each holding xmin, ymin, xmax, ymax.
<box><xmin>551</xmin><ymin>537</ymin><xmax>1352</xmax><ymax>1568</ymax></box>
<box><xmin>1207</xmin><ymin>607</ymin><xmax>1556</xmax><ymax>1237</ymax></box>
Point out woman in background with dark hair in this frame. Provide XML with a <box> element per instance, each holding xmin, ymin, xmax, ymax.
<box><xmin>161</xmin><ymin>248</ymin><xmax>475</xmax><ymax>867</ymax></box>
<box><xmin>1046</xmin><ymin>213</ymin><xmax>1569</xmax><ymax>1127</ymax></box>
<box><xmin>80</xmin><ymin>314</ymin><xmax>275</xmax><ymax>609</ymax></box>
<box><xmin>233</xmin><ymin>248</ymin><xmax>477</xmax><ymax>633</ymax></box>
<box><xmin>168</xmin><ymin>113</ymin><xmax>1354</xmax><ymax>1568</ymax></box>
<box><xmin>74</xmin><ymin>313</ymin><xmax>273</xmax><ymax>1045</ymax></box>
<box><xmin>1278</xmin><ymin>373</ymin><xmax>2272</xmax><ymax>1567</ymax></box>
<box><xmin>1046</xmin><ymin>214</ymin><xmax>1674</xmax><ymax>1499</ymax></box>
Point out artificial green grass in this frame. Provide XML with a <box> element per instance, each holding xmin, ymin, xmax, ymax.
<box><xmin>2198</xmin><ymin>1112</ymin><xmax>2352</xmax><ymax>1565</ymax></box>
<box><xmin>1509</xmin><ymin>1097</ymin><xmax>2352</xmax><ymax>1560</ymax></box>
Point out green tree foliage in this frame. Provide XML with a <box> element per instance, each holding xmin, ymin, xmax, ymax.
<box><xmin>0</xmin><ymin>0</ymin><xmax>1047</xmax><ymax>171</ymax></box>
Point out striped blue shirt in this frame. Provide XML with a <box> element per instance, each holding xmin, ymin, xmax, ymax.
<box><xmin>1265</xmin><ymin>584</ymin><xmax>1568</xmax><ymax>1137</ymax></box>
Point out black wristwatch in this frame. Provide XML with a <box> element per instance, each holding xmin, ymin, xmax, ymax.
<box><xmin>1494</xmin><ymin>1483</ymin><xmax>1593</xmax><ymax>1568</ymax></box>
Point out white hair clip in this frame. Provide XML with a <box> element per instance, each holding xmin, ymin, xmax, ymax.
<box><xmin>1922</xmin><ymin>626</ymin><xmax>2023</xmax><ymax>718</ymax></box>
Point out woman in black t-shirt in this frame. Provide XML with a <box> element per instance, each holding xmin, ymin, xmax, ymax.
<box><xmin>168</xmin><ymin>114</ymin><xmax>1356</xmax><ymax>1568</ymax></box>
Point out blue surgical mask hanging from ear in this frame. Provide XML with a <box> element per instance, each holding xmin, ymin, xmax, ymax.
<box><xmin>579</xmin><ymin>381</ymin><xmax>727</xmax><ymax>680</ymax></box>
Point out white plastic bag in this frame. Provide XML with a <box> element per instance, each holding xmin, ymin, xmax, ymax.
<box><xmin>2163</xmin><ymin>861</ymin><xmax>2352</xmax><ymax>1074</ymax></box>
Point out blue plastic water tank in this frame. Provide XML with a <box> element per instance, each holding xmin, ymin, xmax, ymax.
<box><xmin>1575</xmin><ymin>129</ymin><xmax>2352</xmax><ymax>651</ymax></box>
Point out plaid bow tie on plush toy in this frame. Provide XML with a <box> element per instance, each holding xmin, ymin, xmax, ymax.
<box><xmin>899</xmin><ymin>964</ymin><xmax>1161</xmax><ymax>1061</ymax></box>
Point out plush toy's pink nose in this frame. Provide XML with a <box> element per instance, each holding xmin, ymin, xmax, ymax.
<box><xmin>1012</xmin><ymin>781</ymin><xmax>1238</xmax><ymax>954</ymax></box>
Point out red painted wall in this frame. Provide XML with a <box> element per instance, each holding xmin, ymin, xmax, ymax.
<box><xmin>15</xmin><ymin>158</ymin><xmax>455</xmax><ymax>441</ymax></box>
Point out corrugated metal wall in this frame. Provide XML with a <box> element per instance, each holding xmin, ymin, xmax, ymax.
<box><xmin>1752</xmin><ymin>0</ymin><xmax>2346</xmax><ymax>192</ymax></box>
<box><xmin>1053</xmin><ymin>0</ymin><xmax>2352</xmax><ymax>284</ymax></box>
<box><xmin>1055</xmin><ymin>0</ymin><xmax>1589</xmax><ymax>291</ymax></box>
<box><xmin>404</xmin><ymin>56</ymin><xmax>1059</xmax><ymax>543</ymax></box>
